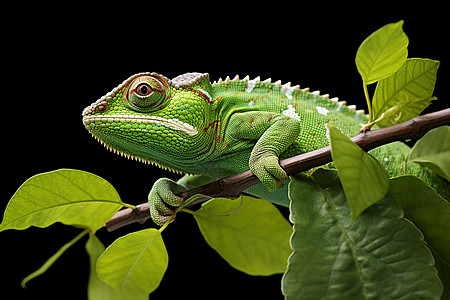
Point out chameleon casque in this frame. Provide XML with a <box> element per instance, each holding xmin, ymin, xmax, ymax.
<box><xmin>82</xmin><ymin>72</ymin><xmax>447</xmax><ymax>225</ymax></box>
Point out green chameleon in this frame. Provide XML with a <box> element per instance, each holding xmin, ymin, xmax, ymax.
<box><xmin>82</xmin><ymin>72</ymin><xmax>447</xmax><ymax>225</ymax></box>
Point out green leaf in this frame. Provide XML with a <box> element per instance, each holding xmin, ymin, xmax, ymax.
<box><xmin>389</xmin><ymin>175</ymin><xmax>450</xmax><ymax>299</ymax></box>
<box><xmin>96</xmin><ymin>228</ymin><xmax>168</xmax><ymax>297</ymax></box>
<box><xmin>409</xmin><ymin>126</ymin><xmax>450</xmax><ymax>181</ymax></box>
<box><xmin>22</xmin><ymin>229</ymin><xmax>89</xmax><ymax>288</ymax></box>
<box><xmin>328</xmin><ymin>123</ymin><xmax>390</xmax><ymax>219</ymax></box>
<box><xmin>0</xmin><ymin>169</ymin><xmax>124</xmax><ymax>231</ymax></box>
<box><xmin>282</xmin><ymin>169</ymin><xmax>442</xmax><ymax>299</ymax></box>
<box><xmin>86</xmin><ymin>233</ymin><xmax>146</xmax><ymax>300</ymax></box>
<box><xmin>372</xmin><ymin>58</ymin><xmax>439</xmax><ymax>127</ymax></box>
<box><xmin>356</xmin><ymin>20</ymin><xmax>409</xmax><ymax>84</ymax></box>
<box><xmin>192</xmin><ymin>196</ymin><xmax>292</xmax><ymax>276</ymax></box>
<box><xmin>86</xmin><ymin>233</ymin><xmax>112</xmax><ymax>300</ymax></box>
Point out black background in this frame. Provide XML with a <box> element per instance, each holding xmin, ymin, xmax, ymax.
<box><xmin>2</xmin><ymin>4</ymin><xmax>448</xmax><ymax>299</ymax></box>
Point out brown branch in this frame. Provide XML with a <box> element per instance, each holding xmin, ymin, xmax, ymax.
<box><xmin>105</xmin><ymin>108</ymin><xmax>450</xmax><ymax>232</ymax></box>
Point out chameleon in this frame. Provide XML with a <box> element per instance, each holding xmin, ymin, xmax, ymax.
<box><xmin>82</xmin><ymin>72</ymin><xmax>448</xmax><ymax>225</ymax></box>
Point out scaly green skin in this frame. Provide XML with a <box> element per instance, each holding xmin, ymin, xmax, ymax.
<box><xmin>82</xmin><ymin>72</ymin><xmax>446</xmax><ymax>225</ymax></box>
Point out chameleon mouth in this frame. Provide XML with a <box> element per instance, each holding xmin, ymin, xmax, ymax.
<box><xmin>82</xmin><ymin>114</ymin><xmax>199</xmax><ymax>136</ymax></box>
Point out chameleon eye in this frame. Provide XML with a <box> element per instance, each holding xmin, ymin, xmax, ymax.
<box><xmin>136</xmin><ymin>83</ymin><xmax>152</xmax><ymax>97</ymax></box>
<box><xmin>126</xmin><ymin>75</ymin><xmax>171</xmax><ymax>111</ymax></box>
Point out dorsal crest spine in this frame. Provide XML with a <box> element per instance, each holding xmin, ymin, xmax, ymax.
<box><xmin>211</xmin><ymin>74</ymin><xmax>363</xmax><ymax>114</ymax></box>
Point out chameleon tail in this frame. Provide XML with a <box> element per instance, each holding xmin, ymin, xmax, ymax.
<box><xmin>370</xmin><ymin>141</ymin><xmax>450</xmax><ymax>200</ymax></box>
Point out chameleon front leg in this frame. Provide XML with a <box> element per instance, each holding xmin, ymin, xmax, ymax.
<box><xmin>149</xmin><ymin>174</ymin><xmax>215</xmax><ymax>226</ymax></box>
<box><xmin>228</xmin><ymin>111</ymin><xmax>301</xmax><ymax>192</ymax></box>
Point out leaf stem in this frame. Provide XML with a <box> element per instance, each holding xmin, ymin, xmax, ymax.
<box><xmin>180</xmin><ymin>208</ymin><xmax>195</xmax><ymax>215</ymax></box>
<box><xmin>363</xmin><ymin>82</ymin><xmax>373</xmax><ymax>123</ymax></box>
<box><xmin>122</xmin><ymin>203</ymin><xmax>137</xmax><ymax>210</ymax></box>
<box><xmin>21</xmin><ymin>229</ymin><xmax>90</xmax><ymax>288</ymax></box>
<box><xmin>158</xmin><ymin>218</ymin><xmax>173</xmax><ymax>233</ymax></box>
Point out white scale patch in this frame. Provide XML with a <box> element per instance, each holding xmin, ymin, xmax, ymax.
<box><xmin>248</xmin><ymin>100</ymin><xmax>255</xmax><ymax>107</ymax></box>
<box><xmin>316</xmin><ymin>106</ymin><xmax>329</xmax><ymax>115</ymax></box>
<box><xmin>197</xmin><ymin>88</ymin><xmax>212</xmax><ymax>102</ymax></box>
<box><xmin>325</xmin><ymin>123</ymin><xmax>330</xmax><ymax>141</ymax></box>
<box><xmin>282</xmin><ymin>105</ymin><xmax>301</xmax><ymax>121</ymax></box>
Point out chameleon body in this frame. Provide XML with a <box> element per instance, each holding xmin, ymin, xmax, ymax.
<box><xmin>82</xmin><ymin>72</ymin><xmax>447</xmax><ymax>225</ymax></box>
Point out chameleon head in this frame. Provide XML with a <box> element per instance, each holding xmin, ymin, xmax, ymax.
<box><xmin>82</xmin><ymin>72</ymin><xmax>211</xmax><ymax>173</ymax></box>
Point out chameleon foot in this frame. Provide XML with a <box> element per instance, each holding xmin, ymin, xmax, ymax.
<box><xmin>148</xmin><ymin>178</ymin><xmax>186</xmax><ymax>226</ymax></box>
<box><xmin>249</xmin><ymin>153</ymin><xmax>289</xmax><ymax>193</ymax></box>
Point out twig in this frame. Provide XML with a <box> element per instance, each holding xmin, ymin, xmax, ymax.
<box><xmin>105</xmin><ymin>108</ymin><xmax>450</xmax><ymax>232</ymax></box>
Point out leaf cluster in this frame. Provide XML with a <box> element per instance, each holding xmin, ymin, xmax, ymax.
<box><xmin>317</xmin><ymin>21</ymin><xmax>450</xmax><ymax>298</ymax></box>
<box><xmin>355</xmin><ymin>20</ymin><xmax>439</xmax><ymax>128</ymax></box>
<box><xmin>304</xmin><ymin>126</ymin><xmax>450</xmax><ymax>299</ymax></box>
<box><xmin>283</xmin><ymin>169</ymin><xmax>447</xmax><ymax>299</ymax></box>
<box><xmin>0</xmin><ymin>169</ymin><xmax>292</xmax><ymax>298</ymax></box>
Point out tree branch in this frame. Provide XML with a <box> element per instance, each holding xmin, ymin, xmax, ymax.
<box><xmin>105</xmin><ymin>108</ymin><xmax>450</xmax><ymax>232</ymax></box>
